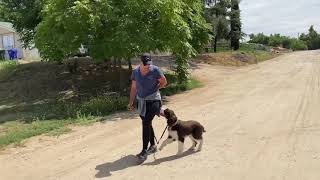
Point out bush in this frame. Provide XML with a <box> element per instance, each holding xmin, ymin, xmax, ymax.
<box><xmin>31</xmin><ymin>95</ymin><xmax>128</xmax><ymax>120</ymax></box>
<box><xmin>161</xmin><ymin>73</ymin><xmax>203</xmax><ymax>96</ymax></box>
<box><xmin>79</xmin><ymin>96</ymin><xmax>128</xmax><ymax>116</ymax></box>
<box><xmin>290</xmin><ymin>39</ymin><xmax>308</xmax><ymax>51</ymax></box>
<box><xmin>0</xmin><ymin>61</ymin><xmax>19</xmax><ymax>79</ymax></box>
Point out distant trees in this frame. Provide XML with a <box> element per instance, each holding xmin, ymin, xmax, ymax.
<box><xmin>204</xmin><ymin>0</ymin><xmax>242</xmax><ymax>52</ymax></box>
<box><xmin>299</xmin><ymin>26</ymin><xmax>320</xmax><ymax>50</ymax></box>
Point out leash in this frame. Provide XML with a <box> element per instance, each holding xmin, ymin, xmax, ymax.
<box><xmin>154</xmin><ymin>125</ymin><xmax>168</xmax><ymax>145</ymax></box>
<box><xmin>153</xmin><ymin>125</ymin><xmax>168</xmax><ymax>160</ymax></box>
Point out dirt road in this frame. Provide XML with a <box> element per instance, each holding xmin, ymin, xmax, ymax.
<box><xmin>1</xmin><ymin>51</ymin><xmax>320</xmax><ymax>180</ymax></box>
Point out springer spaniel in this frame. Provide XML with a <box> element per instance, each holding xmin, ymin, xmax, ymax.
<box><xmin>159</xmin><ymin>108</ymin><xmax>206</xmax><ymax>155</ymax></box>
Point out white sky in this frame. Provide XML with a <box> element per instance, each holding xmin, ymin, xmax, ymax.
<box><xmin>241</xmin><ymin>0</ymin><xmax>320</xmax><ymax>37</ymax></box>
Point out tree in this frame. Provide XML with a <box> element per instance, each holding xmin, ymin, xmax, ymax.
<box><xmin>290</xmin><ymin>39</ymin><xmax>308</xmax><ymax>51</ymax></box>
<box><xmin>298</xmin><ymin>26</ymin><xmax>320</xmax><ymax>50</ymax></box>
<box><xmin>268</xmin><ymin>34</ymin><xmax>284</xmax><ymax>47</ymax></box>
<box><xmin>204</xmin><ymin>0</ymin><xmax>230</xmax><ymax>52</ymax></box>
<box><xmin>248</xmin><ymin>33</ymin><xmax>269</xmax><ymax>45</ymax></box>
<box><xmin>35</xmin><ymin>0</ymin><xmax>210</xmax><ymax>83</ymax></box>
<box><xmin>0</xmin><ymin>0</ymin><xmax>43</xmax><ymax>48</ymax></box>
<box><xmin>230</xmin><ymin>0</ymin><xmax>241</xmax><ymax>50</ymax></box>
<box><xmin>306</xmin><ymin>25</ymin><xmax>320</xmax><ymax>50</ymax></box>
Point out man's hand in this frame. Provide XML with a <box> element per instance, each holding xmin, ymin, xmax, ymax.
<box><xmin>128</xmin><ymin>80</ymin><xmax>137</xmax><ymax>111</ymax></box>
<box><xmin>127</xmin><ymin>103</ymin><xmax>134</xmax><ymax>111</ymax></box>
<box><xmin>158</xmin><ymin>76</ymin><xmax>167</xmax><ymax>89</ymax></box>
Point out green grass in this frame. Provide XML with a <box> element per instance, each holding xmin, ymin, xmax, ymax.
<box><xmin>0</xmin><ymin>73</ymin><xmax>202</xmax><ymax>148</ymax></box>
<box><xmin>0</xmin><ymin>61</ymin><xmax>19</xmax><ymax>79</ymax></box>
<box><xmin>254</xmin><ymin>51</ymin><xmax>276</xmax><ymax>62</ymax></box>
<box><xmin>0</xmin><ymin>115</ymin><xmax>98</xmax><ymax>148</ymax></box>
<box><xmin>0</xmin><ymin>120</ymin><xmax>72</xmax><ymax>148</ymax></box>
<box><xmin>161</xmin><ymin>73</ymin><xmax>203</xmax><ymax>96</ymax></box>
<box><xmin>27</xmin><ymin>95</ymin><xmax>129</xmax><ymax>121</ymax></box>
<box><xmin>205</xmin><ymin>43</ymin><xmax>276</xmax><ymax>64</ymax></box>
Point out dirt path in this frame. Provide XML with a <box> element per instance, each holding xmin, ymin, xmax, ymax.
<box><xmin>1</xmin><ymin>51</ymin><xmax>320</xmax><ymax>180</ymax></box>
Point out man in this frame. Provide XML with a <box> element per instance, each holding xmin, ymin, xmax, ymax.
<box><xmin>128</xmin><ymin>54</ymin><xmax>167</xmax><ymax>161</ymax></box>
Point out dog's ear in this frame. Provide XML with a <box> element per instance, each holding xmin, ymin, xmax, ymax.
<box><xmin>164</xmin><ymin>108</ymin><xmax>170</xmax><ymax>118</ymax></box>
<box><xmin>166</xmin><ymin>109</ymin><xmax>177</xmax><ymax>126</ymax></box>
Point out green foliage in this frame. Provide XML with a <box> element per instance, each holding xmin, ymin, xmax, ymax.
<box><xmin>248</xmin><ymin>33</ymin><xmax>270</xmax><ymax>45</ymax></box>
<box><xmin>0</xmin><ymin>0</ymin><xmax>43</xmax><ymax>48</ymax></box>
<box><xmin>79</xmin><ymin>96</ymin><xmax>128</xmax><ymax>116</ymax></box>
<box><xmin>204</xmin><ymin>0</ymin><xmax>242</xmax><ymax>52</ymax></box>
<box><xmin>290</xmin><ymin>39</ymin><xmax>308</xmax><ymax>51</ymax></box>
<box><xmin>230</xmin><ymin>0</ymin><xmax>241</xmax><ymax>50</ymax></box>
<box><xmin>268</xmin><ymin>34</ymin><xmax>283</xmax><ymax>47</ymax></box>
<box><xmin>0</xmin><ymin>72</ymin><xmax>201</xmax><ymax>147</ymax></box>
<box><xmin>0</xmin><ymin>120</ymin><xmax>72</xmax><ymax>147</ymax></box>
<box><xmin>161</xmin><ymin>73</ymin><xmax>203</xmax><ymax>96</ymax></box>
<box><xmin>32</xmin><ymin>96</ymin><xmax>128</xmax><ymax>120</ymax></box>
<box><xmin>299</xmin><ymin>26</ymin><xmax>320</xmax><ymax>50</ymax></box>
<box><xmin>0</xmin><ymin>61</ymin><xmax>19</xmax><ymax>79</ymax></box>
<box><xmin>250</xmin><ymin>25</ymin><xmax>320</xmax><ymax>51</ymax></box>
<box><xmin>34</xmin><ymin>0</ymin><xmax>210</xmax><ymax>83</ymax></box>
<box><xmin>240</xmin><ymin>43</ymin><xmax>271</xmax><ymax>51</ymax></box>
<box><xmin>205</xmin><ymin>0</ymin><xmax>231</xmax><ymax>52</ymax></box>
<box><xmin>0</xmin><ymin>116</ymin><xmax>99</xmax><ymax>148</ymax></box>
<box><xmin>239</xmin><ymin>43</ymin><xmax>275</xmax><ymax>63</ymax></box>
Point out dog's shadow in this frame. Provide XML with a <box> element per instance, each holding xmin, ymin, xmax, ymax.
<box><xmin>95</xmin><ymin>155</ymin><xmax>140</xmax><ymax>178</ymax></box>
<box><xmin>143</xmin><ymin>150</ymin><xmax>198</xmax><ymax>166</ymax></box>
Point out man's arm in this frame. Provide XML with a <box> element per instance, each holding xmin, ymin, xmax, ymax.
<box><xmin>158</xmin><ymin>75</ymin><xmax>167</xmax><ymax>89</ymax></box>
<box><xmin>128</xmin><ymin>80</ymin><xmax>137</xmax><ymax>110</ymax></box>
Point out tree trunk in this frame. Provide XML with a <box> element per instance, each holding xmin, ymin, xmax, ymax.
<box><xmin>117</xmin><ymin>58</ymin><xmax>122</xmax><ymax>69</ymax></box>
<box><xmin>230</xmin><ymin>0</ymin><xmax>241</xmax><ymax>51</ymax></box>
<box><xmin>112</xmin><ymin>57</ymin><xmax>117</xmax><ymax>69</ymax></box>
<box><xmin>214</xmin><ymin>35</ymin><xmax>218</xmax><ymax>53</ymax></box>
<box><xmin>127</xmin><ymin>58</ymin><xmax>132</xmax><ymax>71</ymax></box>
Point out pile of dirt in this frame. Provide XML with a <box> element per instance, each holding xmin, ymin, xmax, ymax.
<box><xmin>0</xmin><ymin>59</ymin><xmax>132</xmax><ymax>121</ymax></box>
<box><xmin>195</xmin><ymin>52</ymin><xmax>257</xmax><ymax>66</ymax></box>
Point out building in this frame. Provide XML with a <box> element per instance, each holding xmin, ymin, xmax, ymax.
<box><xmin>0</xmin><ymin>22</ymin><xmax>40</xmax><ymax>60</ymax></box>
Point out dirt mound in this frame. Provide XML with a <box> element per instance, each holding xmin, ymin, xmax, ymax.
<box><xmin>0</xmin><ymin>60</ymin><xmax>131</xmax><ymax>121</ymax></box>
<box><xmin>195</xmin><ymin>52</ymin><xmax>257</xmax><ymax>66</ymax></box>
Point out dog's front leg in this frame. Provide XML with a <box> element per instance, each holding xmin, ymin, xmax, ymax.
<box><xmin>159</xmin><ymin>137</ymin><xmax>174</xmax><ymax>151</ymax></box>
<box><xmin>177</xmin><ymin>137</ymin><xmax>185</xmax><ymax>155</ymax></box>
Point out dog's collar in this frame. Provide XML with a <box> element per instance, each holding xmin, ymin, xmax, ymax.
<box><xmin>170</xmin><ymin>120</ymin><xmax>179</xmax><ymax>127</ymax></box>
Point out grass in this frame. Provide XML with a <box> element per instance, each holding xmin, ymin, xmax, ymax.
<box><xmin>161</xmin><ymin>73</ymin><xmax>203</xmax><ymax>96</ymax></box>
<box><xmin>239</xmin><ymin>43</ymin><xmax>276</xmax><ymax>63</ymax></box>
<box><xmin>0</xmin><ymin>116</ymin><xmax>98</xmax><ymax>148</ymax></box>
<box><xmin>26</xmin><ymin>95</ymin><xmax>129</xmax><ymax>121</ymax></box>
<box><xmin>0</xmin><ymin>120</ymin><xmax>73</xmax><ymax>148</ymax></box>
<box><xmin>201</xmin><ymin>43</ymin><xmax>277</xmax><ymax>66</ymax></box>
<box><xmin>0</xmin><ymin>60</ymin><xmax>19</xmax><ymax>79</ymax></box>
<box><xmin>0</xmin><ymin>72</ymin><xmax>202</xmax><ymax>148</ymax></box>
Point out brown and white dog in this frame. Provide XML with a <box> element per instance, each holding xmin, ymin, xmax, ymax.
<box><xmin>159</xmin><ymin>108</ymin><xmax>206</xmax><ymax>155</ymax></box>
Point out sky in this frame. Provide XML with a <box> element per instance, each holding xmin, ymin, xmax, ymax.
<box><xmin>241</xmin><ymin>0</ymin><xmax>320</xmax><ymax>37</ymax></box>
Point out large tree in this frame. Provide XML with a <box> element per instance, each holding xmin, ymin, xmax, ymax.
<box><xmin>298</xmin><ymin>26</ymin><xmax>320</xmax><ymax>50</ymax></box>
<box><xmin>0</xmin><ymin>0</ymin><xmax>43</xmax><ymax>48</ymax></box>
<box><xmin>230</xmin><ymin>0</ymin><xmax>241</xmax><ymax>50</ymax></box>
<box><xmin>205</xmin><ymin>0</ymin><xmax>229</xmax><ymax>52</ymax></box>
<box><xmin>35</xmin><ymin>0</ymin><xmax>210</xmax><ymax>83</ymax></box>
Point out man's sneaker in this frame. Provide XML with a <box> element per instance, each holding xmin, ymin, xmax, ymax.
<box><xmin>146</xmin><ymin>145</ymin><xmax>157</xmax><ymax>155</ymax></box>
<box><xmin>136</xmin><ymin>150</ymin><xmax>148</xmax><ymax>161</ymax></box>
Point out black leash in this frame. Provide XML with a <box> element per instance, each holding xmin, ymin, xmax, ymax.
<box><xmin>154</xmin><ymin>125</ymin><xmax>168</xmax><ymax>145</ymax></box>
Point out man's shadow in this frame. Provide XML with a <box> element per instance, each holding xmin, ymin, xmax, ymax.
<box><xmin>95</xmin><ymin>151</ymin><xmax>197</xmax><ymax>178</ymax></box>
<box><xmin>95</xmin><ymin>155</ymin><xmax>140</xmax><ymax>178</ymax></box>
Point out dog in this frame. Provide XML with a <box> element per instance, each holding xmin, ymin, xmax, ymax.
<box><xmin>159</xmin><ymin>108</ymin><xmax>206</xmax><ymax>155</ymax></box>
